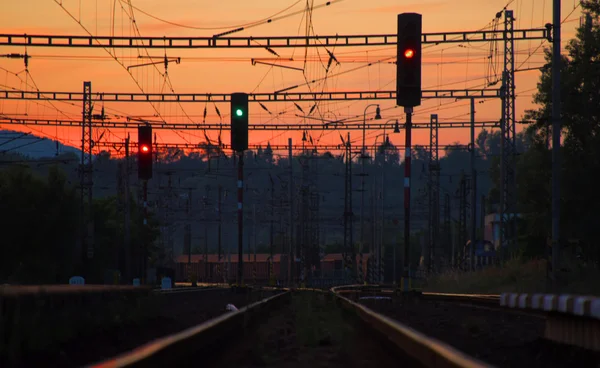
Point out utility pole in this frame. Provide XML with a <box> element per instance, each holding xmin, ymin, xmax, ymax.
<box><xmin>124</xmin><ymin>135</ymin><xmax>131</xmax><ymax>282</ymax></box>
<box><xmin>186</xmin><ymin>187</ymin><xmax>192</xmax><ymax>280</ymax></box>
<box><xmin>480</xmin><ymin>194</ymin><xmax>486</xmax><ymax>236</ymax></box>
<box><xmin>310</xmin><ymin>190</ymin><xmax>320</xmax><ymax>281</ymax></box>
<box><xmin>360</xmin><ymin>104</ymin><xmax>380</xmax><ymax>284</ymax></box>
<box><xmin>269</xmin><ymin>175</ymin><xmax>274</xmax><ymax>283</ymax></box>
<box><xmin>480</xmin><ymin>194</ymin><xmax>486</xmax><ymax>267</ymax></box>
<box><xmin>217</xmin><ymin>185</ymin><xmax>222</xmax><ymax>281</ymax></box>
<box><xmin>166</xmin><ymin>172</ymin><xmax>175</xmax><ymax>268</ymax></box>
<box><xmin>300</xmin><ymin>153</ymin><xmax>308</xmax><ymax>285</ymax></box>
<box><xmin>359</xmin><ymin>144</ymin><xmax>366</xmax><ymax>284</ymax></box>
<box><xmin>427</xmin><ymin>114</ymin><xmax>440</xmax><ymax>272</ymax></box>
<box><xmin>204</xmin><ymin>185</ymin><xmax>209</xmax><ymax>281</ymax></box>
<box><xmin>470</xmin><ymin>98</ymin><xmax>477</xmax><ymax>271</ymax></box>
<box><xmin>142</xmin><ymin>179</ymin><xmax>148</xmax><ymax>283</ymax></box>
<box><xmin>80</xmin><ymin>81</ymin><xmax>94</xmax><ymax>277</ymax></box>
<box><xmin>458</xmin><ymin>172</ymin><xmax>468</xmax><ymax>268</ymax></box>
<box><xmin>379</xmin><ymin>155</ymin><xmax>385</xmax><ymax>283</ymax></box>
<box><xmin>550</xmin><ymin>0</ymin><xmax>561</xmax><ymax>290</ymax></box>
<box><xmin>370</xmin><ymin>181</ymin><xmax>376</xmax><ymax>283</ymax></box>
<box><xmin>343</xmin><ymin>133</ymin><xmax>356</xmax><ymax>281</ymax></box>
<box><xmin>117</xmin><ymin>162</ymin><xmax>124</xmax><ymax>278</ymax></box>
<box><xmin>403</xmin><ymin>106</ymin><xmax>413</xmax><ymax>289</ymax></box>
<box><xmin>288</xmin><ymin>138</ymin><xmax>294</xmax><ymax>286</ymax></box>
<box><xmin>500</xmin><ymin>10</ymin><xmax>517</xmax><ymax>267</ymax></box>
<box><xmin>237</xmin><ymin>153</ymin><xmax>244</xmax><ymax>286</ymax></box>
<box><xmin>253</xmin><ymin>203</ymin><xmax>257</xmax><ymax>284</ymax></box>
<box><xmin>308</xmin><ymin>151</ymin><xmax>320</xmax><ymax>284</ymax></box>
<box><xmin>444</xmin><ymin>193</ymin><xmax>451</xmax><ymax>268</ymax></box>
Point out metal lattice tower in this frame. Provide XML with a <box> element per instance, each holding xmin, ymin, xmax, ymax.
<box><xmin>368</xmin><ymin>187</ymin><xmax>376</xmax><ymax>284</ymax></box>
<box><xmin>500</xmin><ymin>10</ymin><xmax>518</xmax><ymax>255</ymax></box>
<box><xmin>444</xmin><ymin>193</ymin><xmax>452</xmax><ymax>268</ymax></box>
<box><xmin>116</xmin><ymin>162</ymin><xmax>125</xmax><ymax>269</ymax></box>
<box><xmin>278</xmin><ymin>178</ymin><xmax>289</xmax><ymax>282</ymax></box>
<box><xmin>80</xmin><ymin>81</ymin><xmax>94</xmax><ymax>260</ymax></box>
<box><xmin>457</xmin><ymin>173</ymin><xmax>468</xmax><ymax>267</ymax></box>
<box><xmin>310</xmin><ymin>191</ymin><xmax>320</xmax><ymax>276</ymax></box>
<box><xmin>309</xmin><ymin>152</ymin><xmax>321</xmax><ymax>279</ymax></box>
<box><xmin>299</xmin><ymin>153</ymin><xmax>310</xmax><ymax>284</ymax></box>
<box><xmin>159</xmin><ymin>171</ymin><xmax>176</xmax><ymax>267</ymax></box>
<box><xmin>428</xmin><ymin>114</ymin><xmax>440</xmax><ymax>272</ymax></box>
<box><xmin>342</xmin><ymin>134</ymin><xmax>356</xmax><ymax>281</ymax></box>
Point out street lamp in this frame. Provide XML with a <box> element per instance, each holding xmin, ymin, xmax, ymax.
<box><xmin>381</xmin><ymin>118</ymin><xmax>401</xmax><ymax>149</ymax></box>
<box><xmin>372</xmin><ymin>118</ymin><xmax>400</xmax><ymax>284</ymax></box>
<box><xmin>362</xmin><ymin>104</ymin><xmax>382</xmax><ymax>158</ymax></box>
<box><xmin>360</xmin><ymin>104</ymin><xmax>381</xmax><ymax>283</ymax></box>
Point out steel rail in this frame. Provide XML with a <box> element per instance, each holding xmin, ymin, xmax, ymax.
<box><xmin>330</xmin><ymin>285</ymin><xmax>493</xmax><ymax>368</ymax></box>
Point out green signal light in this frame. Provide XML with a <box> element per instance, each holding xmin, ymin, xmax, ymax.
<box><xmin>235</xmin><ymin>108</ymin><xmax>244</xmax><ymax>117</ymax></box>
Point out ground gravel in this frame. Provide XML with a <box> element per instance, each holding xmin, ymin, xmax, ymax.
<box><xmin>359</xmin><ymin>296</ymin><xmax>600</xmax><ymax>368</ymax></box>
<box><xmin>209</xmin><ymin>292</ymin><xmax>422</xmax><ymax>368</ymax></box>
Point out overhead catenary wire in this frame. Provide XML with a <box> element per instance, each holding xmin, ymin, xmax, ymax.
<box><xmin>127</xmin><ymin>0</ymin><xmax>343</xmax><ymax>32</ymax></box>
<box><xmin>0</xmin><ymin>1</ymin><xmax>561</xmax><ymax>153</ymax></box>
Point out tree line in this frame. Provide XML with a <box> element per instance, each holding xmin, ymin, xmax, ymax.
<box><xmin>508</xmin><ymin>0</ymin><xmax>600</xmax><ymax>266</ymax></box>
<box><xmin>0</xmin><ymin>163</ymin><xmax>160</xmax><ymax>284</ymax></box>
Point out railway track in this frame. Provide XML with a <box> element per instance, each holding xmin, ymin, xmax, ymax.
<box><xmin>407</xmin><ymin>291</ymin><xmax>545</xmax><ymax>318</ymax></box>
<box><xmin>11</xmin><ymin>284</ymin><xmax>593</xmax><ymax>367</ymax></box>
<box><xmin>350</xmin><ymin>286</ymin><xmax>600</xmax><ymax>368</ymax></box>
<box><xmin>89</xmin><ymin>286</ymin><xmax>492</xmax><ymax>368</ymax></box>
<box><xmin>0</xmin><ymin>285</ymin><xmax>281</xmax><ymax>368</ymax></box>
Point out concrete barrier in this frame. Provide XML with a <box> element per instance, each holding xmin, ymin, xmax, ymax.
<box><xmin>500</xmin><ymin>292</ymin><xmax>600</xmax><ymax>351</ymax></box>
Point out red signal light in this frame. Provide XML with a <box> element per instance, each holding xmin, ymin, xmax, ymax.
<box><xmin>141</xmin><ymin>145</ymin><xmax>150</xmax><ymax>153</ymax></box>
<box><xmin>404</xmin><ymin>49</ymin><xmax>415</xmax><ymax>59</ymax></box>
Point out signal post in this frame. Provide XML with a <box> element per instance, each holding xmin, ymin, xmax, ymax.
<box><xmin>231</xmin><ymin>92</ymin><xmax>249</xmax><ymax>288</ymax></box>
<box><xmin>137</xmin><ymin>124</ymin><xmax>152</xmax><ymax>284</ymax></box>
<box><xmin>396</xmin><ymin>13</ymin><xmax>422</xmax><ymax>291</ymax></box>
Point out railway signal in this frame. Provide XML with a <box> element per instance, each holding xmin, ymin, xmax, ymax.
<box><xmin>230</xmin><ymin>92</ymin><xmax>250</xmax><ymax>287</ymax></box>
<box><xmin>138</xmin><ymin>125</ymin><xmax>153</xmax><ymax>180</ymax></box>
<box><xmin>230</xmin><ymin>92</ymin><xmax>249</xmax><ymax>152</ymax></box>
<box><xmin>396</xmin><ymin>13</ymin><xmax>422</xmax><ymax>108</ymax></box>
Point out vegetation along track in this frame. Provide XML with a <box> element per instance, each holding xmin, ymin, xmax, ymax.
<box><xmin>355</xmin><ymin>290</ymin><xmax>600</xmax><ymax>368</ymax></box>
<box><xmin>15</xmin><ymin>287</ymin><xmax>280</xmax><ymax>368</ymax></box>
<box><xmin>210</xmin><ymin>291</ymin><xmax>412</xmax><ymax>368</ymax></box>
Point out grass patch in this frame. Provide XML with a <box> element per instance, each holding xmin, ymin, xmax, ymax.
<box><xmin>0</xmin><ymin>291</ymin><xmax>163</xmax><ymax>364</ymax></box>
<box><xmin>425</xmin><ymin>257</ymin><xmax>600</xmax><ymax>296</ymax></box>
<box><xmin>293</xmin><ymin>292</ymin><xmax>352</xmax><ymax>348</ymax></box>
<box><xmin>246</xmin><ymin>292</ymin><xmax>355</xmax><ymax>366</ymax></box>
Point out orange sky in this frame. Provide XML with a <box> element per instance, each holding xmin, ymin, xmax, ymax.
<box><xmin>0</xmin><ymin>0</ymin><xmax>582</xmax><ymax>156</ymax></box>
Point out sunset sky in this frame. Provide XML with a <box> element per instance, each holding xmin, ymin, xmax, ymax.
<box><xmin>0</xmin><ymin>0</ymin><xmax>583</xmax><ymax>157</ymax></box>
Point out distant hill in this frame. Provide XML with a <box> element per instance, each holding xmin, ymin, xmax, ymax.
<box><xmin>0</xmin><ymin>130</ymin><xmax>81</xmax><ymax>159</ymax></box>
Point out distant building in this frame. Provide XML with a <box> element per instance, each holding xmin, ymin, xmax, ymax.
<box><xmin>484</xmin><ymin>213</ymin><xmax>501</xmax><ymax>249</ymax></box>
<box><xmin>484</xmin><ymin>212</ymin><xmax>521</xmax><ymax>249</ymax></box>
<box><xmin>173</xmin><ymin>253</ymin><xmax>372</xmax><ymax>284</ymax></box>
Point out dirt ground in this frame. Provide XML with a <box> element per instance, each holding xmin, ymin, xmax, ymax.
<box><xmin>359</xmin><ymin>296</ymin><xmax>600</xmax><ymax>368</ymax></box>
<box><xmin>17</xmin><ymin>288</ymin><xmax>280</xmax><ymax>368</ymax></box>
<box><xmin>210</xmin><ymin>292</ymin><xmax>423</xmax><ymax>368</ymax></box>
